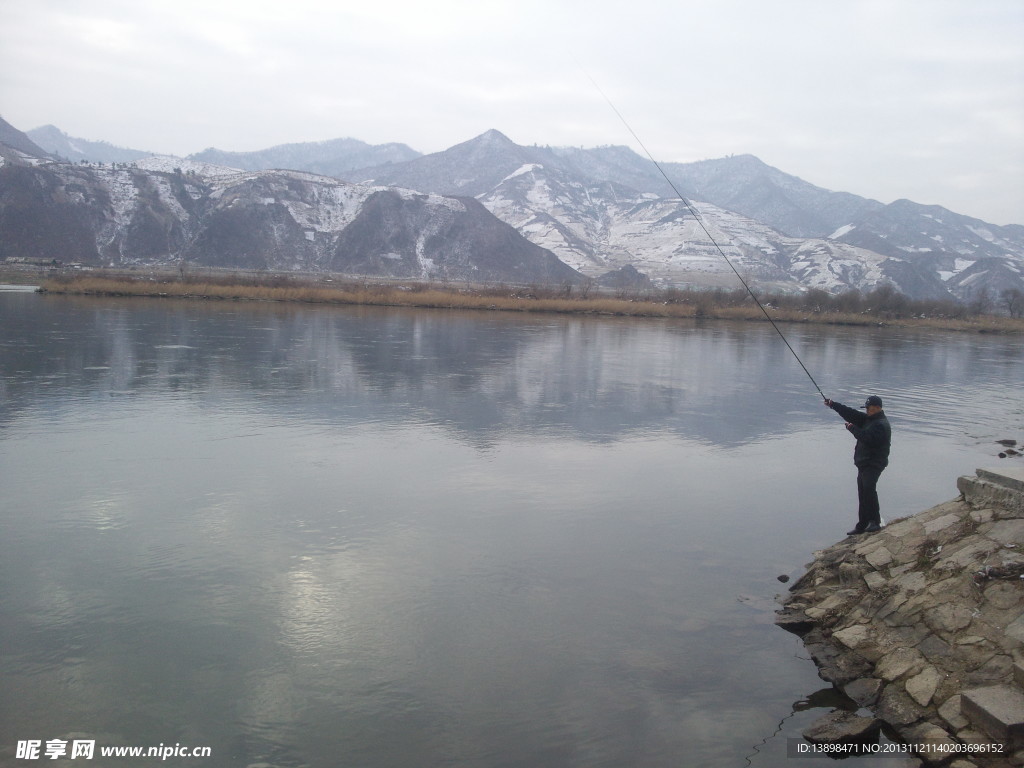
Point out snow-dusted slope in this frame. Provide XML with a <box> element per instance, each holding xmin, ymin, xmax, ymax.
<box><xmin>480</xmin><ymin>163</ymin><xmax>901</xmax><ymax>294</ymax></box>
<box><xmin>4</xmin><ymin>122</ymin><xmax>1023</xmax><ymax>302</ymax></box>
<box><xmin>357</xmin><ymin>130</ymin><xmax>1024</xmax><ymax>301</ymax></box>
<box><xmin>0</xmin><ymin>156</ymin><xmax>579</xmax><ymax>284</ymax></box>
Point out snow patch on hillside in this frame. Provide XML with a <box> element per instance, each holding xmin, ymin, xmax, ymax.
<box><xmin>967</xmin><ymin>225</ymin><xmax>995</xmax><ymax>243</ymax></box>
<box><xmin>938</xmin><ymin>259</ymin><xmax>978</xmax><ymax>281</ymax></box>
<box><xmin>135</xmin><ymin>155</ymin><xmax>242</xmax><ymax>179</ymax></box>
<box><xmin>502</xmin><ymin>164</ymin><xmax>543</xmax><ymax>183</ymax></box>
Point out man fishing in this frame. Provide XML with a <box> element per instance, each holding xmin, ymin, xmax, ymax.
<box><xmin>823</xmin><ymin>395</ymin><xmax>891</xmax><ymax>535</ymax></box>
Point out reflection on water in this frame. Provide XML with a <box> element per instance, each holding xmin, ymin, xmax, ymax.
<box><xmin>1</xmin><ymin>293</ymin><xmax>1021</xmax><ymax>767</ymax></box>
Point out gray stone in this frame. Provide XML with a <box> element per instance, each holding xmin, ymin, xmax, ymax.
<box><xmin>938</xmin><ymin>694</ymin><xmax>969</xmax><ymax>730</ymax></box>
<box><xmin>876</xmin><ymin>647</ymin><xmax>927</xmax><ymax>681</ymax></box>
<box><xmin>982</xmin><ymin>581</ymin><xmax>1023</xmax><ymax>610</ymax></box>
<box><xmin>886</xmin><ymin>624</ymin><xmax>932</xmax><ymax>648</ymax></box>
<box><xmin>855</xmin><ymin>536</ymin><xmax>891</xmax><ymax>557</ymax></box>
<box><xmin>1014</xmin><ymin>662</ymin><xmax>1024</xmax><ymax>689</ymax></box>
<box><xmin>844</xmin><ymin>677</ymin><xmax>883</xmax><ymax>707</ymax></box>
<box><xmin>802</xmin><ymin>710</ymin><xmax>881</xmax><ymax>744</ymax></box>
<box><xmin>970</xmin><ymin>508</ymin><xmax>995</xmax><ymax>524</ymax></box>
<box><xmin>839</xmin><ymin>561</ymin><xmax>867</xmax><ymax>587</ymax></box>
<box><xmin>924</xmin><ymin>603</ymin><xmax>974</xmax><ymax>635</ymax></box>
<box><xmin>956</xmin><ymin>727</ymin><xmax>989</xmax><ymax>744</ymax></box>
<box><xmin>890</xmin><ymin>563</ymin><xmax>915</xmax><ymax>577</ymax></box>
<box><xmin>940</xmin><ymin>537</ymin><xmax>1001</xmax><ymax>569</ymax></box>
<box><xmin>863</xmin><ymin>571</ymin><xmax>887</xmax><ymax>590</ymax></box>
<box><xmin>901</xmin><ymin>722</ymin><xmax>960</xmax><ymax>764</ymax></box>
<box><xmin>803</xmin><ymin>629</ymin><xmax>874</xmax><ymax>686</ymax></box>
<box><xmin>967</xmin><ymin>654</ymin><xmax>1014</xmax><ymax>685</ymax></box>
<box><xmin>905</xmin><ymin>665</ymin><xmax>943</xmax><ymax>707</ymax></box>
<box><xmin>774</xmin><ymin>608</ymin><xmax>814</xmax><ymax>636</ymax></box>
<box><xmin>832</xmin><ymin>624</ymin><xmax>870</xmax><ymax>651</ymax></box>
<box><xmin>865</xmin><ymin>546</ymin><xmax>894</xmax><ymax>569</ymax></box>
<box><xmin>875</xmin><ymin>591</ymin><xmax>909</xmax><ymax>620</ymax></box>
<box><xmin>961</xmin><ymin>684</ymin><xmax>1024</xmax><ymax>748</ymax></box>
<box><xmin>1003</xmin><ymin>614</ymin><xmax>1024</xmax><ymax>643</ymax></box>
<box><xmin>877</xmin><ymin>684</ymin><xmax>926</xmax><ymax>728</ymax></box>
<box><xmin>984</xmin><ymin>518</ymin><xmax>1024</xmax><ymax>546</ymax></box>
<box><xmin>917</xmin><ymin>633</ymin><xmax>952</xmax><ymax>660</ymax></box>
<box><xmin>923</xmin><ymin>513</ymin><xmax>961</xmax><ymax>534</ymax></box>
<box><xmin>882</xmin><ymin>516</ymin><xmax>925</xmax><ymax>539</ymax></box>
<box><xmin>957</xmin><ymin>635</ymin><xmax>989</xmax><ymax>646</ymax></box>
<box><xmin>816</xmin><ymin>589</ymin><xmax>861</xmax><ymax>612</ymax></box>
<box><xmin>891</xmin><ymin>570</ymin><xmax>929</xmax><ymax>593</ymax></box>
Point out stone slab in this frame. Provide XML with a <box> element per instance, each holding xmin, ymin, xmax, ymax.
<box><xmin>961</xmin><ymin>684</ymin><xmax>1024</xmax><ymax>748</ymax></box>
<box><xmin>832</xmin><ymin>624</ymin><xmax>871</xmax><ymax>651</ymax></box>
<box><xmin>938</xmin><ymin>694</ymin><xmax>969</xmax><ymax>730</ymax></box>
<box><xmin>923</xmin><ymin>513</ymin><xmax>961</xmax><ymax>534</ymax></box>
<box><xmin>863</xmin><ymin>571</ymin><xmax>887</xmax><ymax>590</ymax></box>
<box><xmin>844</xmin><ymin>677</ymin><xmax>883</xmax><ymax>707</ymax></box>
<box><xmin>906</xmin><ymin>665</ymin><xmax>943</xmax><ymax>707</ymax></box>
<box><xmin>901</xmin><ymin>722</ymin><xmax>959</xmax><ymax>764</ymax></box>
<box><xmin>802</xmin><ymin>710</ymin><xmax>881</xmax><ymax>744</ymax></box>
<box><xmin>864</xmin><ymin>546</ymin><xmax>894</xmax><ymax>569</ymax></box>
<box><xmin>876</xmin><ymin>647</ymin><xmax>926</xmax><ymax>682</ymax></box>
<box><xmin>983</xmin><ymin>518</ymin><xmax>1024</xmax><ymax>546</ymax></box>
<box><xmin>977</xmin><ymin>466</ymin><xmax>1024</xmax><ymax>494</ymax></box>
<box><xmin>1003</xmin><ymin>612</ymin><xmax>1024</xmax><ymax>644</ymax></box>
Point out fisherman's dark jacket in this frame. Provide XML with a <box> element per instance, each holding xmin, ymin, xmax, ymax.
<box><xmin>828</xmin><ymin>401</ymin><xmax>891</xmax><ymax>470</ymax></box>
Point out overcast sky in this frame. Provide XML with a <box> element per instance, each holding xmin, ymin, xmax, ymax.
<box><xmin>1</xmin><ymin>0</ymin><xmax>1021</xmax><ymax>225</ymax></box>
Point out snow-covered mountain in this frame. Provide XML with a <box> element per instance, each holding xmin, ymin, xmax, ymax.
<box><xmin>0</xmin><ymin>119</ymin><xmax>577</xmax><ymax>284</ymax></box>
<box><xmin>474</xmin><ymin>160</ymin><xmax>902</xmax><ymax>295</ymax></box>
<box><xmin>5</xmin><ymin>120</ymin><xmax>1024</xmax><ymax>303</ymax></box>
<box><xmin>350</xmin><ymin>130</ymin><xmax>1024</xmax><ymax>302</ymax></box>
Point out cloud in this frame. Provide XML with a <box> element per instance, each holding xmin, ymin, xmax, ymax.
<box><xmin>0</xmin><ymin>0</ymin><xmax>1021</xmax><ymax>223</ymax></box>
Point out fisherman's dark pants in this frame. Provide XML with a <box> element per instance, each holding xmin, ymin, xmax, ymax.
<box><xmin>856</xmin><ymin>465</ymin><xmax>884</xmax><ymax>528</ymax></box>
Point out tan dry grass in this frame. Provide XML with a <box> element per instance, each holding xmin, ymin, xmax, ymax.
<box><xmin>38</xmin><ymin>275</ymin><xmax>1024</xmax><ymax>333</ymax></box>
<box><xmin>40</xmin><ymin>276</ymin><xmax>700</xmax><ymax>317</ymax></box>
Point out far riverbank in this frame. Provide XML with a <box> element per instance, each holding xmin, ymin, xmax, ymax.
<box><xmin>32</xmin><ymin>271</ymin><xmax>1024</xmax><ymax>335</ymax></box>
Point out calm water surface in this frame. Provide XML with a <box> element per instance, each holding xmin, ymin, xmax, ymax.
<box><xmin>1</xmin><ymin>291</ymin><xmax>1021</xmax><ymax>767</ymax></box>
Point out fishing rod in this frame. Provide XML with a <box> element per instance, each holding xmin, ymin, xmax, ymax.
<box><xmin>583</xmin><ymin>72</ymin><xmax>828</xmax><ymax>401</ymax></box>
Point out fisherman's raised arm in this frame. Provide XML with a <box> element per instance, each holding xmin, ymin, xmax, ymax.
<box><xmin>824</xmin><ymin>399</ymin><xmax>868</xmax><ymax>426</ymax></box>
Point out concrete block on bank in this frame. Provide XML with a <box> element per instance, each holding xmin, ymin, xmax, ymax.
<box><xmin>960</xmin><ymin>684</ymin><xmax>1024</xmax><ymax>748</ymax></box>
<box><xmin>960</xmin><ymin>468</ymin><xmax>1024</xmax><ymax>516</ymax></box>
<box><xmin>977</xmin><ymin>467</ymin><xmax>1024</xmax><ymax>494</ymax></box>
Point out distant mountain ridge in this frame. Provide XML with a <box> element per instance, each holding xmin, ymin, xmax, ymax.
<box><xmin>347</xmin><ymin>130</ymin><xmax>1024</xmax><ymax>302</ymax></box>
<box><xmin>3</xmin><ymin>119</ymin><xmax>1023</xmax><ymax>304</ymax></box>
<box><xmin>0</xmin><ymin>118</ymin><xmax>578</xmax><ymax>284</ymax></box>
<box><xmin>189</xmin><ymin>137</ymin><xmax>421</xmax><ymax>177</ymax></box>
<box><xmin>1</xmin><ymin>119</ymin><xmax>52</xmax><ymax>158</ymax></box>
<box><xmin>350</xmin><ymin>132</ymin><xmax>881</xmax><ymax>240</ymax></box>
<box><xmin>27</xmin><ymin>124</ymin><xmax>152</xmax><ymax>163</ymax></box>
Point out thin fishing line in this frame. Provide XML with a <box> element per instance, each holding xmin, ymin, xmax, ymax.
<box><xmin>582</xmin><ymin>70</ymin><xmax>827</xmax><ymax>400</ymax></box>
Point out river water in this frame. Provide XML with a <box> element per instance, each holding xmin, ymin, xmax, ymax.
<box><xmin>1</xmin><ymin>290</ymin><xmax>1021</xmax><ymax>767</ymax></box>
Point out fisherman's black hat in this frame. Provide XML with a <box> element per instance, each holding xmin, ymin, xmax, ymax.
<box><xmin>865</xmin><ymin>395</ymin><xmax>883</xmax><ymax>408</ymax></box>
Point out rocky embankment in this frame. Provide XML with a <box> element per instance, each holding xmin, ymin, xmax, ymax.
<box><xmin>777</xmin><ymin>466</ymin><xmax>1024</xmax><ymax>766</ymax></box>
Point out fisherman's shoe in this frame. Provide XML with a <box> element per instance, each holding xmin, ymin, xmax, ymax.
<box><xmin>864</xmin><ymin>522</ymin><xmax>882</xmax><ymax>533</ymax></box>
<box><xmin>846</xmin><ymin>527</ymin><xmax>866</xmax><ymax>536</ymax></box>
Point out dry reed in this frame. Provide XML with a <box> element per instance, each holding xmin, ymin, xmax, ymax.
<box><xmin>38</xmin><ymin>274</ymin><xmax>1024</xmax><ymax>333</ymax></box>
